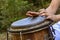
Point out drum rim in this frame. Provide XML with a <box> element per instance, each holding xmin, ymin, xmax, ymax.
<box><xmin>8</xmin><ymin>20</ymin><xmax>53</xmax><ymax>34</ymax></box>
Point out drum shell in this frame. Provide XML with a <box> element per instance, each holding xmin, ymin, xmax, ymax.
<box><xmin>11</xmin><ymin>28</ymin><xmax>49</xmax><ymax>40</ymax></box>
<box><xmin>8</xmin><ymin>20</ymin><xmax>53</xmax><ymax>40</ymax></box>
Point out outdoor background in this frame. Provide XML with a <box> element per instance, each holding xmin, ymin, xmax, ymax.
<box><xmin>0</xmin><ymin>0</ymin><xmax>59</xmax><ymax>40</ymax></box>
<box><xmin>0</xmin><ymin>0</ymin><xmax>51</xmax><ymax>32</ymax></box>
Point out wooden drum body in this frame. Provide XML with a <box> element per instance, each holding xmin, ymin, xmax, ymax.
<box><xmin>7</xmin><ymin>16</ymin><xmax>53</xmax><ymax>40</ymax></box>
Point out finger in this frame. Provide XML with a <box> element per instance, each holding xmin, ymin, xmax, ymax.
<box><xmin>46</xmin><ymin>16</ymin><xmax>51</xmax><ymax>19</ymax></box>
<box><xmin>39</xmin><ymin>10</ymin><xmax>47</xmax><ymax>16</ymax></box>
<box><xmin>26</xmin><ymin>13</ymin><xmax>33</xmax><ymax>17</ymax></box>
<box><xmin>40</xmin><ymin>13</ymin><xmax>46</xmax><ymax>16</ymax></box>
<box><xmin>29</xmin><ymin>12</ymin><xmax>39</xmax><ymax>15</ymax></box>
<box><xmin>26</xmin><ymin>11</ymin><xmax>37</xmax><ymax>15</ymax></box>
<box><xmin>26</xmin><ymin>11</ymin><xmax>32</xmax><ymax>14</ymax></box>
<box><xmin>26</xmin><ymin>11</ymin><xmax>40</xmax><ymax>16</ymax></box>
<box><xmin>26</xmin><ymin>11</ymin><xmax>33</xmax><ymax>16</ymax></box>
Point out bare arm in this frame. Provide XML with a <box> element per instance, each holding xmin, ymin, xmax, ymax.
<box><xmin>26</xmin><ymin>0</ymin><xmax>60</xmax><ymax>21</ymax></box>
<box><xmin>38</xmin><ymin>0</ymin><xmax>60</xmax><ymax>21</ymax></box>
<box><xmin>46</xmin><ymin>0</ymin><xmax>60</xmax><ymax>14</ymax></box>
<box><xmin>45</xmin><ymin>0</ymin><xmax>60</xmax><ymax>21</ymax></box>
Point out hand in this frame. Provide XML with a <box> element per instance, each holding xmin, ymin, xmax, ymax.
<box><xmin>46</xmin><ymin>15</ymin><xmax>59</xmax><ymax>22</ymax></box>
<box><xmin>26</xmin><ymin>11</ymin><xmax>40</xmax><ymax>17</ymax></box>
<box><xmin>26</xmin><ymin>9</ymin><xmax>49</xmax><ymax>17</ymax></box>
<box><xmin>26</xmin><ymin>9</ymin><xmax>59</xmax><ymax>22</ymax></box>
<box><xmin>38</xmin><ymin>9</ymin><xmax>53</xmax><ymax>16</ymax></box>
<box><xmin>38</xmin><ymin>9</ymin><xmax>59</xmax><ymax>22</ymax></box>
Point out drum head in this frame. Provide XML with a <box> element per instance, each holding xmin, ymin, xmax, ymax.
<box><xmin>11</xmin><ymin>16</ymin><xmax>46</xmax><ymax>28</ymax></box>
<box><xmin>9</xmin><ymin>16</ymin><xmax>53</xmax><ymax>34</ymax></box>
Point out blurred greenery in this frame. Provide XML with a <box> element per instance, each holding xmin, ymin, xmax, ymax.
<box><xmin>0</xmin><ymin>0</ymin><xmax>51</xmax><ymax>31</ymax></box>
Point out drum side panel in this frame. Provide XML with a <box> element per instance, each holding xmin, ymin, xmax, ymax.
<box><xmin>11</xmin><ymin>33</ymin><xmax>20</xmax><ymax>40</ymax></box>
<box><xmin>22</xmin><ymin>33</ymin><xmax>34</xmax><ymax>40</ymax></box>
<box><xmin>33</xmin><ymin>29</ymin><xmax>49</xmax><ymax>40</ymax></box>
<box><xmin>22</xmin><ymin>28</ymin><xmax>49</xmax><ymax>40</ymax></box>
<box><xmin>10</xmin><ymin>29</ymin><xmax>49</xmax><ymax>40</ymax></box>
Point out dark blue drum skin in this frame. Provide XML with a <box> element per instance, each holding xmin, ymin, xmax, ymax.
<box><xmin>11</xmin><ymin>16</ymin><xmax>46</xmax><ymax>28</ymax></box>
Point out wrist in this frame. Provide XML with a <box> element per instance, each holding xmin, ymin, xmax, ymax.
<box><xmin>56</xmin><ymin>15</ymin><xmax>60</xmax><ymax>21</ymax></box>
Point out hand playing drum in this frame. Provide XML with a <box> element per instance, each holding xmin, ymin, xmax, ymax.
<box><xmin>26</xmin><ymin>9</ymin><xmax>60</xmax><ymax>22</ymax></box>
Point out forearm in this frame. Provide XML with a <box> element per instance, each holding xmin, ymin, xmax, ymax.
<box><xmin>46</xmin><ymin>0</ymin><xmax>60</xmax><ymax>14</ymax></box>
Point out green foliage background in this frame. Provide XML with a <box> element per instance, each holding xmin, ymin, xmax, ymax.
<box><xmin>0</xmin><ymin>0</ymin><xmax>51</xmax><ymax>31</ymax></box>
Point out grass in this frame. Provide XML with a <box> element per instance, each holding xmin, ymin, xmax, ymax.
<box><xmin>0</xmin><ymin>32</ymin><xmax>7</xmax><ymax>40</ymax></box>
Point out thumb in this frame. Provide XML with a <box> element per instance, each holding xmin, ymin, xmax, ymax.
<box><xmin>46</xmin><ymin>16</ymin><xmax>51</xmax><ymax>19</ymax></box>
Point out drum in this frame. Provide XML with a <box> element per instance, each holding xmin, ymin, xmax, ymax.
<box><xmin>7</xmin><ymin>16</ymin><xmax>54</xmax><ymax>40</ymax></box>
